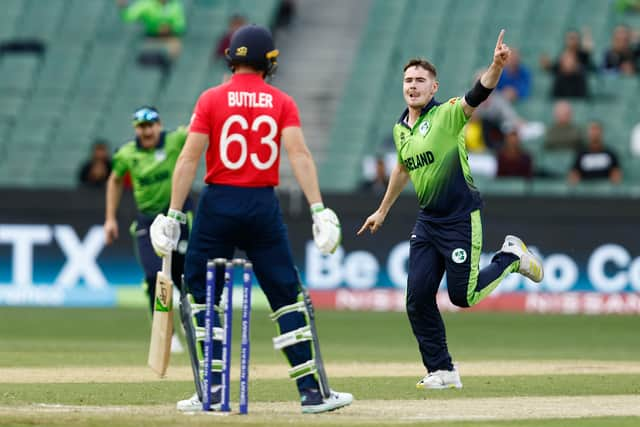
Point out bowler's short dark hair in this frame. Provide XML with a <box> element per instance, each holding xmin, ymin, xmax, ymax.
<box><xmin>403</xmin><ymin>58</ymin><xmax>437</xmax><ymax>78</ymax></box>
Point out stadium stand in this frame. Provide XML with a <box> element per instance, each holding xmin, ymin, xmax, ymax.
<box><xmin>0</xmin><ymin>0</ymin><xmax>638</xmax><ymax>198</ymax></box>
<box><xmin>321</xmin><ymin>0</ymin><xmax>640</xmax><ymax>197</ymax></box>
<box><xmin>0</xmin><ymin>0</ymin><xmax>280</xmax><ymax>188</ymax></box>
<box><xmin>274</xmin><ymin>0</ymin><xmax>372</xmax><ymax>190</ymax></box>
<box><xmin>321</xmin><ymin>0</ymin><xmax>409</xmax><ymax>191</ymax></box>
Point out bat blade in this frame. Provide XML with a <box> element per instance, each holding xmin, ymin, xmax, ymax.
<box><xmin>148</xmin><ymin>267</ymin><xmax>174</xmax><ymax>377</ymax></box>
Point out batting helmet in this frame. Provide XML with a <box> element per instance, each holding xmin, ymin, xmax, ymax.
<box><xmin>225</xmin><ymin>24</ymin><xmax>279</xmax><ymax>76</ymax></box>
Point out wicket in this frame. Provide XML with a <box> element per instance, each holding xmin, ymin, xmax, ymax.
<box><xmin>203</xmin><ymin>258</ymin><xmax>253</xmax><ymax>414</ymax></box>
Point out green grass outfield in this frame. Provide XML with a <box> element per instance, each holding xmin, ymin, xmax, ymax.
<box><xmin>1</xmin><ymin>307</ymin><xmax>639</xmax><ymax>426</ymax></box>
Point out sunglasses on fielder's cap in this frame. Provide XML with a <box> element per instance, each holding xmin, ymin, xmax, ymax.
<box><xmin>132</xmin><ymin>107</ymin><xmax>160</xmax><ymax>126</ymax></box>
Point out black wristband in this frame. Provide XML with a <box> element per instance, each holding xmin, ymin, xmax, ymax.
<box><xmin>464</xmin><ymin>80</ymin><xmax>494</xmax><ymax>107</ymax></box>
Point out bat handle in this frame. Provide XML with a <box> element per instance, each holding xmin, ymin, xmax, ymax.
<box><xmin>162</xmin><ymin>251</ymin><xmax>172</xmax><ymax>276</ymax></box>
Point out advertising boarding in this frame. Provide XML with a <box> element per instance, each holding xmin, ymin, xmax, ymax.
<box><xmin>1</xmin><ymin>190</ymin><xmax>638</xmax><ymax>313</ymax></box>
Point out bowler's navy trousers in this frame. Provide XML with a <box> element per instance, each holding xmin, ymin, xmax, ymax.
<box><xmin>406</xmin><ymin>209</ymin><xmax>519</xmax><ymax>372</ymax></box>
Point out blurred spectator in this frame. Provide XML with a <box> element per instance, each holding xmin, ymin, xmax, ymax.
<box><xmin>469</xmin><ymin>90</ymin><xmax>545</xmax><ymax>149</ymax></box>
<box><xmin>603</xmin><ymin>25</ymin><xmax>637</xmax><ymax>75</ymax></box>
<box><xmin>630</xmin><ymin>121</ymin><xmax>640</xmax><ymax>156</ymax></box>
<box><xmin>79</xmin><ymin>140</ymin><xmax>112</xmax><ymax>188</ymax></box>
<box><xmin>464</xmin><ymin>112</ymin><xmax>498</xmax><ymax>177</ymax></box>
<box><xmin>468</xmin><ymin>93</ymin><xmax>514</xmax><ymax>150</ymax></box>
<box><xmin>496</xmin><ymin>48</ymin><xmax>531</xmax><ymax>102</ymax></box>
<box><xmin>616</xmin><ymin>0</ymin><xmax>640</xmax><ymax>13</ymax></box>
<box><xmin>275</xmin><ymin>0</ymin><xmax>297</xmax><ymax>30</ymax></box>
<box><xmin>360</xmin><ymin>156</ymin><xmax>389</xmax><ymax>195</ymax></box>
<box><xmin>544</xmin><ymin>101</ymin><xmax>583</xmax><ymax>151</ymax></box>
<box><xmin>470</xmin><ymin>70</ymin><xmax>544</xmax><ymax>149</ymax></box>
<box><xmin>540</xmin><ymin>29</ymin><xmax>595</xmax><ymax>73</ymax></box>
<box><xmin>214</xmin><ymin>14</ymin><xmax>247</xmax><ymax>60</ymax></box>
<box><xmin>568</xmin><ymin>122</ymin><xmax>622</xmax><ymax>184</ymax></box>
<box><xmin>117</xmin><ymin>0</ymin><xmax>186</xmax><ymax>60</ymax></box>
<box><xmin>549</xmin><ymin>50</ymin><xmax>589</xmax><ymax>99</ymax></box>
<box><xmin>465</xmin><ymin>113</ymin><xmax>489</xmax><ymax>153</ymax></box>
<box><xmin>496</xmin><ymin>129</ymin><xmax>533</xmax><ymax>179</ymax></box>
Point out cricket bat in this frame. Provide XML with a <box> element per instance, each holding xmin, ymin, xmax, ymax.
<box><xmin>148</xmin><ymin>252</ymin><xmax>174</xmax><ymax>377</ymax></box>
<box><xmin>296</xmin><ymin>268</ymin><xmax>331</xmax><ymax>399</ymax></box>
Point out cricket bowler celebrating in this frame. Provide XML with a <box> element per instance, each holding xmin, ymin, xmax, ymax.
<box><xmin>149</xmin><ymin>24</ymin><xmax>353</xmax><ymax>413</ymax></box>
<box><xmin>358</xmin><ymin>30</ymin><xmax>544</xmax><ymax>389</ymax></box>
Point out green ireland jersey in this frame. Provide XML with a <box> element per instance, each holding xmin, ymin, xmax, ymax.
<box><xmin>112</xmin><ymin>127</ymin><xmax>187</xmax><ymax>215</ymax></box>
<box><xmin>121</xmin><ymin>0</ymin><xmax>186</xmax><ymax>36</ymax></box>
<box><xmin>393</xmin><ymin>98</ymin><xmax>482</xmax><ymax>222</ymax></box>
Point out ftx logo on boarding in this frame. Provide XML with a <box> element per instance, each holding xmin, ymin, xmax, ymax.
<box><xmin>0</xmin><ymin>224</ymin><xmax>107</xmax><ymax>288</ymax></box>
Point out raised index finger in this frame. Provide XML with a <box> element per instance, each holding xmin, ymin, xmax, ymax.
<box><xmin>496</xmin><ymin>29</ymin><xmax>505</xmax><ymax>48</ymax></box>
<box><xmin>357</xmin><ymin>221</ymin><xmax>368</xmax><ymax>235</ymax></box>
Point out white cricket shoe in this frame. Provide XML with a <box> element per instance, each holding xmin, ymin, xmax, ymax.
<box><xmin>300</xmin><ymin>389</ymin><xmax>353</xmax><ymax>414</ymax></box>
<box><xmin>176</xmin><ymin>389</ymin><xmax>221</xmax><ymax>412</ymax></box>
<box><xmin>171</xmin><ymin>334</ymin><xmax>184</xmax><ymax>354</ymax></box>
<box><xmin>176</xmin><ymin>393</ymin><xmax>202</xmax><ymax>412</ymax></box>
<box><xmin>501</xmin><ymin>235</ymin><xmax>544</xmax><ymax>283</ymax></box>
<box><xmin>416</xmin><ymin>369</ymin><xmax>463</xmax><ymax>389</ymax></box>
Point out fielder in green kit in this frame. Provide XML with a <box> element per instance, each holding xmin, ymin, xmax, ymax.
<box><xmin>104</xmin><ymin>107</ymin><xmax>193</xmax><ymax>352</ymax></box>
<box><xmin>359</xmin><ymin>31</ymin><xmax>544</xmax><ymax>389</ymax></box>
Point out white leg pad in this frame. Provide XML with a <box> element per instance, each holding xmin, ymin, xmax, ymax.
<box><xmin>272</xmin><ymin>325</ymin><xmax>312</xmax><ymax>350</ymax></box>
<box><xmin>288</xmin><ymin>360</ymin><xmax>317</xmax><ymax>380</ymax></box>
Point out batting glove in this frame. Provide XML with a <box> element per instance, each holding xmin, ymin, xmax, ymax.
<box><xmin>311</xmin><ymin>203</ymin><xmax>341</xmax><ymax>255</ymax></box>
<box><xmin>150</xmin><ymin>209</ymin><xmax>184</xmax><ymax>256</ymax></box>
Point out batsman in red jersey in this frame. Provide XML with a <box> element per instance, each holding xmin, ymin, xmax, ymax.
<box><xmin>150</xmin><ymin>24</ymin><xmax>352</xmax><ymax>413</ymax></box>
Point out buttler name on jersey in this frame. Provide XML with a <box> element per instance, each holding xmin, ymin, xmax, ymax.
<box><xmin>228</xmin><ymin>91</ymin><xmax>274</xmax><ymax>108</ymax></box>
<box><xmin>403</xmin><ymin>150</ymin><xmax>435</xmax><ymax>171</ymax></box>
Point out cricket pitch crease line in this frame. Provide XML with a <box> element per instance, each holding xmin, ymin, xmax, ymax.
<box><xmin>3</xmin><ymin>360</ymin><xmax>640</xmax><ymax>383</ymax></box>
<box><xmin>1</xmin><ymin>396</ymin><xmax>640</xmax><ymax>421</ymax></box>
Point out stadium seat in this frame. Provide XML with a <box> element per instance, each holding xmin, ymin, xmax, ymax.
<box><xmin>537</xmin><ymin>151</ymin><xmax>575</xmax><ymax>178</ymax></box>
<box><xmin>55</xmin><ymin>0</ymin><xmax>106</xmax><ymax>44</ymax></box>
<box><xmin>574</xmin><ymin>181</ymin><xmax>627</xmax><ymax>197</ymax></box>
<box><xmin>157</xmin><ymin>51</ymin><xmax>213</xmax><ymax>108</ymax></box>
<box><xmin>479</xmin><ymin>178</ymin><xmax>530</xmax><ymax>196</ymax></box>
<box><xmin>23</xmin><ymin>95</ymin><xmax>67</xmax><ymax>118</ymax></box>
<box><xmin>0</xmin><ymin>0</ymin><xmax>637</xmax><ymax>195</ymax></box>
<box><xmin>10</xmin><ymin>110</ymin><xmax>60</xmax><ymax>147</ymax></box>
<box><xmin>32</xmin><ymin>45</ymin><xmax>85</xmax><ymax>96</ymax></box>
<box><xmin>12</xmin><ymin>0</ymin><xmax>66</xmax><ymax>43</ymax></box>
<box><xmin>97</xmin><ymin>105</ymin><xmax>143</xmax><ymax>148</ymax></box>
<box><xmin>530</xmin><ymin>74</ymin><xmax>553</xmax><ymax>103</ymax></box>
<box><xmin>51</xmin><ymin>107</ymin><xmax>103</xmax><ymax>150</ymax></box>
<box><xmin>0</xmin><ymin>138</ymin><xmax>45</xmax><ymax>187</ymax></box>
<box><xmin>567</xmin><ymin>100</ymin><xmax>589</xmax><ymax>124</ymax></box>
<box><xmin>184</xmin><ymin>2</ymin><xmax>228</xmax><ymax>43</ymax></box>
<box><xmin>114</xmin><ymin>64</ymin><xmax>164</xmax><ymax>102</ymax></box>
<box><xmin>152</xmin><ymin>104</ymin><xmax>192</xmax><ymax>130</ymax></box>
<box><xmin>531</xmin><ymin>179</ymin><xmax>572</xmax><ymax>196</ymax></box>
<box><xmin>321</xmin><ymin>0</ymin><xmax>409</xmax><ymax>189</ymax></box>
<box><xmin>0</xmin><ymin>95</ymin><xmax>26</xmax><ymax>122</ymax></box>
<box><xmin>0</xmin><ymin>0</ymin><xmax>23</xmax><ymax>40</ymax></box>
<box><xmin>73</xmin><ymin>43</ymin><xmax>129</xmax><ymax>98</ymax></box>
<box><xmin>0</xmin><ymin>55</ymin><xmax>41</xmax><ymax>96</ymax></box>
<box><xmin>0</xmin><ymin>0</ymin><xmax>292</xmax><ymax>188</ymax></box>
<box><xmin>0</xmin><ymin>120</ymin><xmax>12</xmax><ymax>159</ymax></box>
<box><xmin>624</xmin><ymin>157</ymin><xmax>640</xmax><ymax>181</ymax></box>
<box><xmin>94</xmin><ymin>0</ymin><xmax>137</xmax><ymax>43</ymax></box>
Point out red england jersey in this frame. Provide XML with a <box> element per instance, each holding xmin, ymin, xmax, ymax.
<box><xmin>190</xmin><ymin>73</ymin><xmax>301</xmax><ymax>187</ymax></box>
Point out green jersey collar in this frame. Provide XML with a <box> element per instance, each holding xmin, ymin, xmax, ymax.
<box><xmin>135</xmin><ymin>131</ymin><xmax>167</xmax><ymax>151</ymax></box>
<box><xmin>397</xmin><ymin>98</ymin><xmax>442</xmax><ymax>129</ymax></box>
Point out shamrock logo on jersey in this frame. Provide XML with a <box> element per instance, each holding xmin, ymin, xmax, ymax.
<box><xmin>419</xmin><ymin>120</ymin><xmax>430</xmax><ymax>136</ymax></box>
<box><xmin>452</xmin><ymin>248</ymin><xmax>467</xmax><ymax>264</ymax></box>
<box><xmin>154</xmin><ymin>149</ymin><xmax>166</xmax><ymax>162</ymax></box>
